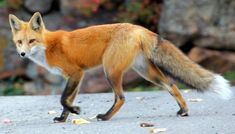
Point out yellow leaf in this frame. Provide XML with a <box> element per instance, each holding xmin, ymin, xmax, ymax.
<box><xmin>72</xmin><ymin>118</ymin><xmax>90</xmax><ymax>125</ymax></box>
<box><xmin>149</xmin><ymin>128</ymin><xmax>167</xmax><ymax>133</ymax></box>
<box><xmin>48</xmin><ymin>110</ymin><xmax>57</xmax><ymax>114</ymax></box>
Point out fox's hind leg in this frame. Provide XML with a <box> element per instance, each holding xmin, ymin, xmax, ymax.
<box><xmin>54</xmin><ymin>72</ymin><xmax>84</xmax><ymax>122</ymax></box>
<box><xmin>96</xmin><ymin>69</ymin><xmax>125</xmax><ymax>121</ymax></box>
<box><xmin>96</xmin><ymin>42</ymin><xmax>139</xmax><ymax>121</ymax></box>
<box><xmin>133</xmin><ymin>54</ymin><xmax>189</xmax><ymax>116</ymax></box>
<box><xmin>161</xmin><ymin>83</ymin><xmax>189</xmax><ymax>116</ymax></box>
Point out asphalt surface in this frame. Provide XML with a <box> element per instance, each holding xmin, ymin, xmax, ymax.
<box><xmin>0</xmin><ymin>89</ymin><xmax>235</xmax><ymax>134</ymax></box>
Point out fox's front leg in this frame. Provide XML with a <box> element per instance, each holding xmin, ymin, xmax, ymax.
<box><xmin>54</xmin><ymin>72</ymin><xmax>83</xmax><ymax>122</ymax></box>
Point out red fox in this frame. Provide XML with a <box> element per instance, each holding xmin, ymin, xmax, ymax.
<box><xmin>9</xmin><ymin>12</ymin><xmax>231</xmax><ymax>122</ymax></box>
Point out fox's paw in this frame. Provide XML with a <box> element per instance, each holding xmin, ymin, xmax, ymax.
<box><xmin>96</xmin><ymin>114</ymin><xmax>109</xmax><ymax>121</ymax></box>
<box><xmin>53</xmin><ymin>117</ymin><xmax>66</xmax><ymax>123</ymax></box>
<box><xmin>68</xmin><ymin>106</ymin><xmax>81</xmax><ymax>114</ymax></box>
<box><xmin>177</xmin><ymin>109</ymin><xmax>189</xmax><ymax>117</ymax></box>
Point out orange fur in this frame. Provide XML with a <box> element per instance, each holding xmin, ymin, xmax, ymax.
<box><xmin>42</xmin><ymin>24</ymin><xmax>154</xmax><ymax>77</ymax></box>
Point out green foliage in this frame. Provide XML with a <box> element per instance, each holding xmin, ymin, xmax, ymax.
<box><xmin>0</xmin><ymin>0</ymin><xmax>6</xmax><ymax>8</ymax></box>
<box><xmin>123</xmin><ymin>1</ymin><xmax>154</xmax><ymax>23</ymax></box>
<box><xmin>0</xmin><ymin>77</ymin><xmax>24</xmax><ymax>96</ymax></box>
<box><xmin>176</xmin><ymin>83</ymin><xmax>187</xmax><ymax>89</ymax></box>
<box><xmin>223</xmin><ymin>71</ymin><xmax>235</xmax><ymax>81</ymax></box>
<box><xmin>3</xmin><ymin>85</ymin><xmax>24</xmax><ymax>96</ymax></box>
<box><xmin>115</xmin><ymin>0</ymin><xmax>160</xmax><ymax>31</ymax></box>
<box><xmin>125</xmin><ymin>1</ymin><xmax>142</xmax><ymax>13</ymax></box>
<box><xmin>74</xmin><ymin>0</ymin><xmax>106</xmax><ymax>17</ymax></box>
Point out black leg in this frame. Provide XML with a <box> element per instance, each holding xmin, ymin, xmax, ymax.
<box><xmin>54</xmin><ymin>73</ymin><xmax>83</xmax><ymax>122</ymax></box>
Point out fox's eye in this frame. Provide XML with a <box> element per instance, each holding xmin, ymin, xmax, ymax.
<box><xmin>29</xmin><ymin>39</ymin><xmax>36</xmax><ymax>44</ymax></box>
<box><xmin>17</xmin><ymin>40</ymin><xmax>22</xmax><ymax>44</ymax></box>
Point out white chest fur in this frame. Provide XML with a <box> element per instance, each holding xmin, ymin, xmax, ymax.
<box><xmin>28</xmin><ymin>46</ymin><xmax>63</xmax><ymax>75</ymax></box>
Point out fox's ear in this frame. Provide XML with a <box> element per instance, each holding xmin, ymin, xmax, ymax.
<box><xmin>9</xmin><ymin>14</ymin><xmax>21</xmax><ymax>33</ymax></box>
<box><xmin>29</xmin><ymin>12</ymin><xmax>45</xmax><ymax>31</ymax></box>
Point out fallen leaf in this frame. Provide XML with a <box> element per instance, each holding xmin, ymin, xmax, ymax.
<box><xmin>188</xmin><ymin>98</ymin><xmax>203</xmax><ymax>102</ymax></box>
<box><xmin>183</xmin><ymin>90</ymin><xmax>191</xmax><ymax>93</ymax></box>
<box><xmin>140</xmin><ymin>122</ymin><xmax>154</xmax><ymax>127</ymax></box>
<box><xmin>48</xmin><ymin>110</ymin><xmax>57</xmax><ymax>114</ymax></box>
<box><xmin>136</xmin><ymin>97</ymin><xmax>144</xmax><ymax>100</ymax></box>
<box><xmin>72</xmin><ymin>118</ymin><xmax>90</xmax><ymax>125</ymax></box>
<box><xmin>2</xmin><ymin>118</ymin><xmax>12</xmax><ymax>124</ymax></box>
<box><xmin>149</xmin><ymin>128</ymin><xmax>167</xmax><ymax>133</ymax></box>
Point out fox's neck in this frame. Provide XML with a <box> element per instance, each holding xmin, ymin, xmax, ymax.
<box><xmin>42</xmin><ymin>30</ymin><xmax>66</xmax><ymax>48</ymax></box>
<box><xmin>28</xmin><ymin>46</ymin><xmax>63</xmax><ymax>75</ymax></box>
<box><xmin>28</xmin><ymin>30</ymin><xmax>64</xmax><ymax>75</ymax></box>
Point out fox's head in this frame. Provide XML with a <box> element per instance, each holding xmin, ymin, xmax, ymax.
<box><xmin>9</xmin><ymin>12</ymin><xmax>45</xmax><ymax>57</ymax></box>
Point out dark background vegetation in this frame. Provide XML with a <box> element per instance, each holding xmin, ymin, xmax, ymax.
<box><xmin>0</xmin><ymin>0</ymin><xmax>235</xmax><ymax>96</ymax></box>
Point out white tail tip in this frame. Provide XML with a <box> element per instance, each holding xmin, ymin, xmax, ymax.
<box><xmin>208</xmin><ymin>75</ymin><xmax>232</xmax><ymax>100</ymax></box>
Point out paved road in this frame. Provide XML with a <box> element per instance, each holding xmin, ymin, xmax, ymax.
<box><xmin>0</xmin><ymin>89</ymin><xmax>235</xmax><ymax>134</ymax></box>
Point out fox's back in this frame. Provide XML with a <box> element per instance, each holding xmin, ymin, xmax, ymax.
<box><xmin>52</xmin><ymin>24</ymin><xmax>143</xmax><ymax>62</ymax></box>
<box><xmin>43</xmin><ymin>23</ymin><xmax>156</xmax><ymax>76</ymax></box>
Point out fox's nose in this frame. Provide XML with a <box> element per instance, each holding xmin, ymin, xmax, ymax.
<box><xmin>20</xmin><ymin>52</ymin><xmax>25</xmax><ymax>57</ymax></box>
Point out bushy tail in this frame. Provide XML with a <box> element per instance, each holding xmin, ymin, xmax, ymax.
<box><xmin>145</xmin><ymin>37</ymin><xmax>232</xmax><ymax>99</ymax></box>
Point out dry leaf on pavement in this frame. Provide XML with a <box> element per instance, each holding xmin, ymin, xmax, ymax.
<box><xmin>183</xmin><ymin>90</ymin><xmax>191</xmax><ymax>93</ymax></box>
<box><xmin>2</xmin><ymin>118</ymin><xmax>12</xmax><ymax>124</ymax></box>
<box><xmin>48</xmin><ymin>110</ymin><xmax>57</xmax><ymax>114</ymax></box>
<box><xmin>188</xmin><ymin>98</ymin><xmax>203</xmax><ymax>102</ymax></box>
<box><xmin>72</xmin><ymin>118</ymin><xmax>90</xmax><ymax>125</ymax></box>
<box><xmin>149</xmin><ymin>128</ymin><xmax>167</xmax><ymax>133</ymax></box>
<box><xmin>140</xmin><ymin>122</ymin><xmax>154</xmax><ymax>127</ymax></box>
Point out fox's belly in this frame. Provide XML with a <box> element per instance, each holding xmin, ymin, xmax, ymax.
<box><xmin>75</xmin><ymin>57</ymin><xmax>102</xmax><ymax>69</ymax></box>
<box><xmin>45</xmin><ymin>52</ymin><xmax>103</xmax><ymax>76</ymax></box>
